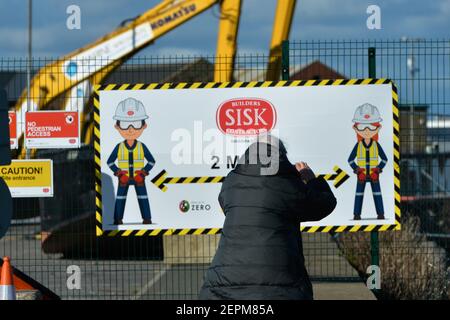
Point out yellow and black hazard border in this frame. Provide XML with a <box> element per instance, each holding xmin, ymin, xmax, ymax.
<box><xmin>93</xmin><ymin>78</ymin><xmax>400</xmax><ymax>236</ymax></box>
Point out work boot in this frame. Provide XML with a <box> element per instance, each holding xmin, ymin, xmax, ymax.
<box><xmin>377</xmin><ymin>215</ymin><xmax>385</xmax><ymax>219</ymax></box>
<box><xmin>143</xmin><ymin>219</ymin><xmax>152</xmax><ymax>225</ymax></box>
<box><xmin>114</xmin><ymin>219</ymin><xmax>123</xmax><ymax>225</ymax></box>
<box><xmin>353</xmin><ymin>215</ymin><xmax>361</xmax><ymax>221</ymax></box>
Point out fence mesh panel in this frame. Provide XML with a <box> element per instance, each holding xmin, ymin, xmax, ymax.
<box><xmin>289</xmin><ymin>40</ymin><xmax>450</xmax><ymax>299</ymax></box>
<box><xmin>0</xmin><ymin>40</ymin><xmax>449</xmax><ymax>299</ymax></box>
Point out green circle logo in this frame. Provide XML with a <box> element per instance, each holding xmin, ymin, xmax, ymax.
<box><xmin>179</xmin><ymin>200</ymin><xmax>190</xmax><ymax>213</ymax></box>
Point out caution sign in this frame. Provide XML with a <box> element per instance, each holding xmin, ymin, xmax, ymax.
<box><xmin>94</xmin><ymin>79</ymin><xmax>400</xmax><ymax>236</ymax></box>
<box><xmin>8</xmin><ymin>111</ymin><xmax>17</xmax><ymax>149</ymax></box>
<box><xmin>0</xmin><ymin>159</ymin><xmax>53</xmax><ymax>197</ymax></box>
<box><xmin>25</xmin><ymin>111</ymin><xmax>80</xmax><ymax>149</ymax></box>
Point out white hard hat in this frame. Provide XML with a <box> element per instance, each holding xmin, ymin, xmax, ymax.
<box><xmin>113</xmin><ymin>98</ymin><xmax>148</xmax><ymax>121</ymax></box>
<box><xmin>352</xmin><ymin>103</ymin><xmax>382</xmax><ymax>124</ymax></box>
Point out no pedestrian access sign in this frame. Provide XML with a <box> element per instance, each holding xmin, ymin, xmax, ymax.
<box><xmin>25</xmin><ymin>111</ymin><xmax>80</xmax><ymax>149</ymax></box>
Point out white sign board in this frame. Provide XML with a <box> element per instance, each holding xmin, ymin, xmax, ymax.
<box><xmin>95</xmin><ymin>80</ymin><xmax>400</xmax><ymax>236</ymax></box>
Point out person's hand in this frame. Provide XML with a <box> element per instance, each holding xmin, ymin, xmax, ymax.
<box><xmin>295</xmin><ymin>162</ymin><xmax>316</xmax><ymax>183</ymax></box>
<box><xmin>295</xmin><ymin>161</ymin><xmax>310</xmax><ymax>172</ymax></box>
<box><xmin>370</xmin><ymin>168</ymin><xmax>380</xmax><ymax>182</ymax></box>
<box><xmin>355</xmin><ymin>168</ymin><xmax>366</xmax><ymax>182</ymax></box>
<box><xmin>135</xmin><ymin>170</ymin><xmax>149</xmax><ymax>177</ymax></box>
<box><xmin>134</xmin><ymin>170</ymin><xmax>148</xmax><ymax>185</ymax></box>
<box><xmin>115</xmin><ymin>170</ymin><xmax>129</xmax><ymax>185</ymax></box>
<box><xmin>115</xmin><ymin>169</ymin><xmax>127</xmax><ymax>176</ymax></box>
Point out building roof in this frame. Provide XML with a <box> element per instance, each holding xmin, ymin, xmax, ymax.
<box><xmin>2</xmin><ymin>59</ymin><xmax>346</xmax><ymax>106</ymax></box>
<box><xmin>104</xmin><ymin>58</ymin><xmax>213</xmax><ymax>84</ymax></box>
<box><xmin>233</xmin><ymin>60</ymin><xmax>347</xmax><ymax>82</ymax></box>
<box><xmin>290</xmin><ymin>60</ymin><xmax>346</xmax><ymax>80</ymax></box>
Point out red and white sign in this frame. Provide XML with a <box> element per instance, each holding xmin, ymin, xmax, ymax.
<box><xmin>8</xmin><ymin>111</ymin><xmax>17</xmax><ymax>149</ymax></box>
<box><xmin>25</xmin><ymin>111</ymin><xmax>80</xmax><ymax>149</ymax></box>
<box><xmin>216</xmin><ymin>98</ymin><xmax>277</xmax><ymax>136</ymax></box>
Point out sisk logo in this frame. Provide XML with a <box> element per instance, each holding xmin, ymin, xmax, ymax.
<box><xmin>216</xmin><ymin>98</ymin><xmax>277</xmax><ymax>136</ymax></box>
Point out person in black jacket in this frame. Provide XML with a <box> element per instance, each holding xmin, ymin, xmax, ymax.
<box><xmin>199</xmin><ymin>135</ymin><xmax>337</xmax><ymax>300</ymax></box>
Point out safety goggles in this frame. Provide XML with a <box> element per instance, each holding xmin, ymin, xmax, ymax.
<box><xmin>118</xmin><ymin>121</ymin><xmax>144</xmax><ymax>130</ymax></box>
<box><xmin>354</xmin><ymin>123</ymin><xmax>379</xmax><ymax>131</ymax></box>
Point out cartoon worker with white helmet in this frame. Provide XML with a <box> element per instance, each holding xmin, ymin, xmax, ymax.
<box><xmin>347</xmin><ymin>103</ymin><xmax>388</xmax><ymax>220</ymax></box>
<box><xmin>107</xmin><ymin>98</ymin><xmax>156</xmax><ymax>225</ymax></box>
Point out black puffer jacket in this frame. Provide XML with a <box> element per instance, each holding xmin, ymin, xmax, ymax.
<box><xmin>199</xmin><ymin>143</ymin><xmax>337</xmax><ymax>300</ymax></box>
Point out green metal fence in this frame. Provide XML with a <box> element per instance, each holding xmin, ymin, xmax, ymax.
<box><xmin>0</xmin><ymin>39</ymin><xmax>449</xmax><ymax>299</ymax></box>
<box><xmin>288</xmin><ymin>40</ymin><xmax>450</xmax><ymax>299</ymax></box>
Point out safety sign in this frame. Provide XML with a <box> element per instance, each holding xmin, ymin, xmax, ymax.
<box><xmin>8</xmin><ymin>111</ymin><xmax>17</xmax><ymax>149</ymax></box>
<box><xmin>94</xmin><ymin>79</ymin><xmax>400</xmax><ymax>236</ymax></box>
<box><xmin>25</xmin><ymin>111</ymin><xmax>80</xmax><ymax>149</ymax></box>
<box><xmin>0</xmin><ymin>159</ymin><xmax>53</xmax><ymax>197</ymax></box>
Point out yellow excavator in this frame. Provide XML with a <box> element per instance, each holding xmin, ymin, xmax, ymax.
<box><xmin>15</xmin><ymin>0</ymin><xmax>296</xmax><ymax>156</ymax></box>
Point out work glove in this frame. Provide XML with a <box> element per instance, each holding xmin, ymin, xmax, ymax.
<box><xmin>370</xmin><ymin>168</ymin><xmax>381</xmax><ymax>182</ymax></box>
<box><xmin>355</xmin><ymin>168</ymin><xmax>366</xmax><ymax>182</ymax></box>
<box><xmin>115</xmin><ymin>170</ymin><xmax>129</xmax><ymax>185</ymax></box>
<box><xmin>134</xmin><ymin>170</ymin><xmax>148</xmax><ymax>185</ymax></box>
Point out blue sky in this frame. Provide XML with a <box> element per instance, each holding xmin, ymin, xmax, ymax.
<box><xmin>0</xmin><ymin>0</ymin><xmax>449</xmax><ymax>57</ymax></box>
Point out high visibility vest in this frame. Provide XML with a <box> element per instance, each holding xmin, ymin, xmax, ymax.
<box><xmin>357</xmin><ymin>141</ymin><xmax>379</xmax><ymax>169</ymax></box>
<box><xmin>117</xmin><ymin>141</ymin><xmax>145</xmax><ymax>172</ymax></box>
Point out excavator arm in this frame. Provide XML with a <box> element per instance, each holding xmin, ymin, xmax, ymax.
<box><xmin>15</xmin><ymin>0</ymin><xmax>221</xmax><ymax>156</ymax></box>
<box><xmin>84</xmin><ymin>0</ymin><xmax>243</xmax><ymax>145</ymax></box>
<box><xmin>266</xmin><ymin>0</ymin><xmax>296</xmax><ymax>81</ymax></box>
<box><xmin>213</xmin><ymin>0</ymin><xmax>242</xmax><ymax>82</ymax></box>
<box><xmin>15</xmin><ymin>0</ymin><xmax>295</xmax><ymax>152</ymax></box>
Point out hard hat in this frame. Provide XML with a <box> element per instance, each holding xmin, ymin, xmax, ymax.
<box><xmin>352</xmin><ymin>103</ymin><xmax>382</xmax><ymax>124</ymax></box>
<box><xmin>113</xmin><ymin>98</ymin><xmax>148</xmax><ymax>122</ymax></box>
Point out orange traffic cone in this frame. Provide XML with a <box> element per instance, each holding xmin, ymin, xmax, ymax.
<box><xmin>0</xmin><ymin>256</ymin><xmax>16</xmax><ymax>300</ymax></box>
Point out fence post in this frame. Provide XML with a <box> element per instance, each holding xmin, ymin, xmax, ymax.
<box><xmin>368</xmin><ymin>47</ymin><xmax>380</xmax><ymax>294</ymax></box>
<box><xmin>281</xmin><ymin>40</ymin><xmax>290</xmax><ymax>81</ymax></box>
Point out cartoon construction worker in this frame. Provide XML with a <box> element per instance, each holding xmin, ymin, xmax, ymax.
<box><xmin>107</xmin><ymin>98</ymin><xmax>155</xmax><ymax>225</ymax></box>
<box><xmin>348</xmin><ymin>103</ymin><xmax>388</xmax><ymax>220</ymax></box>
